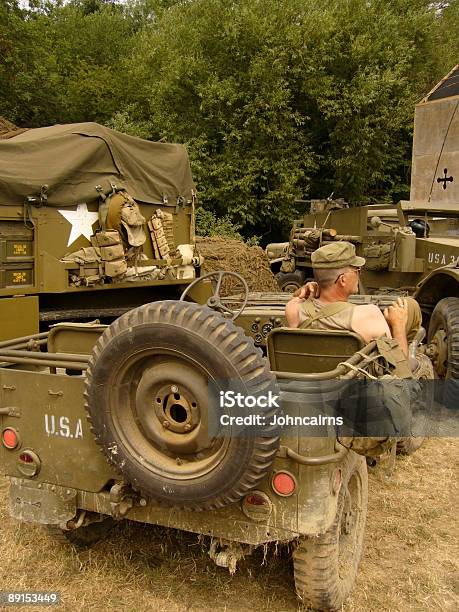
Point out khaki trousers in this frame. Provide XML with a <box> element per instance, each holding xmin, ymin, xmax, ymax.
<box><xmin>404</xmin><ymin>297</ymin><xmax>422</xmax><ymax>343</ymax></box>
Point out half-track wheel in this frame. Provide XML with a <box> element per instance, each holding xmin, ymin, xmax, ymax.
<box><xmin>396</xmin><ymin>437</ymin><xmax>424</xmax><ymax>455</ymax></box>
<box><xmin>427</xmin><ymin>297</ymin><xmax>459</xmax><ymax>408</ymax></box>
<box><xmin>275</xmin><ymin>270</ymin><xmax>306</xmax><ymax>292</ymax></box>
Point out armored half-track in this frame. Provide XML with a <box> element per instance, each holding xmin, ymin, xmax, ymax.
<box><xmin>0</xmin><ymin>123</ymin><xmax>208</xmax><ymax>343</ymax></box>
<box><xmin>267</xmin><ymin>66</ymin><xmax>459</xmax><ymax>383</ymax></box>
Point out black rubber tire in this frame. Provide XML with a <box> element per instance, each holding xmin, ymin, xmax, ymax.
<box><xmin>396</xmin><ymin>357</ymin><xmax>432</xmax><ymax>454</ymax></box>
<box><xmin>275</xmin><ymin>270</ymin><xmax>305</xmax><ymax>292</ymax></box>
<box><xmin>293</xmin><ymin>452</ymin><xmax>368</xmax><ymax>611</ymax></box>
<box><xmin>84</xmin><ymin>300</ymin><xmax>280</xmax><ymax>510</ymax></box>
<box><xmin>46</xmin><ymin>518</ymin><xmax>116</xmax><ymax>550</ymax></box>
<box><xmin>427</xmin><ymin>297</ymin><xmax>459</xmax><ymax>409</ymax></box>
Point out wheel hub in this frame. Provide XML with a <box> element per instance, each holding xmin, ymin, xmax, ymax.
<box><xmin>283</xmin><ymin>282</ymin><xmax>301</xmax><ymax>293</ymax></box>
<box><xmin>154</xmin><ymin>384</ymin><xmax>199</xmax><ymax>434</ymax></box>
<box><xmin>428</xmin><ymin>329</ymin><xmax>448</xmax><ymax>377</ymax></box>
<box><xmin>135</xmin><ymin>359</ymin><xmax>215</xmax><ymax>456</ymax></box>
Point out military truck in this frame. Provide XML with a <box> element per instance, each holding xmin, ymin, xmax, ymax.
<box><xmin>0</xmin><ymin>266</ymin><xmax>433</xmax><ymax>610</ymax></box>
<box><xmin>267</xmin><ymin>66</ymin><xmax>459</xmax><ymax>382</ymax></box>
<box><xmin>0</xmin><ymin>122</ymin><xmax>208</xmax><ymax>343</ymax></box>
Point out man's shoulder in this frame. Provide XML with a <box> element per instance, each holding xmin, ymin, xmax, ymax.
<box><xmin>353</xmin><ymin>303</ymin><xmax>384</xmax><ymax>319</ymax></box>
<box><xmin>351</xmin><ymin>302</ymin><xmax>391</xmax><ymax>342</ymax></box>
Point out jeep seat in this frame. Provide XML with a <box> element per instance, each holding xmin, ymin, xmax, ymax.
<box><xmin>267</xmin><ymin>328</ymin><xmax>365</xmax><ymax>375</ymax></box>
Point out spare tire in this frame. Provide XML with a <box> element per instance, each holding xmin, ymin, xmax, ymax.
<box><xmin>84</xmin><ymin>300</ymin><xmax>281</xmax><ymax>510</ymax></box>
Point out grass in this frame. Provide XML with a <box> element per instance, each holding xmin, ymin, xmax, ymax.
<box><xmin>0</xmin><ymin>438</ymin><xmax>457</xmax><ymax>611</ymax></box>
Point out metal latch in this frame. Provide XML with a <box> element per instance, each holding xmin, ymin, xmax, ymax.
<box><xmin>277</xmin><ymin>443</ymin><xmax>347</xmax><ymax>465</ymax></box>
<box><xmin>109</xmin><ymin>482</ymin><xmax>136</xmax><ymax>519</ymax></box>
<box><xmin>0</xmin><ymin>406</ymin><xmax>21</xmax><ymax>417</ymax></box>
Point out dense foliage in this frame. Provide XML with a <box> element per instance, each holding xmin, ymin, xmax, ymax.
<box><xmin>1</xmin><ymin>0</ymin><xmax>457</xmax><ymax>239</ymax></box>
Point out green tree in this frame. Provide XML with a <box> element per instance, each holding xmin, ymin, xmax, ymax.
<box><xmin>127</xmin><ymin>0</ymin><xmax>318</xmax><ymax>233</ymax></box>
<box><xmin>437</xmin><ymin>1</ymin><xmax>459</xmax><ymax>70</ymax></box>
<box><xmin>2</xmin><ymin>0</ymin><xmax>456</xmax><ymax>238</ymax></box>
<box><xmin>123</xmin><ymin>0</ymin><xmax>457</xmax><ymax>236</ymax></box>
<box><xmin>0</xmin><ymin>0</ymin><xmax>139</xmax><ymax>126</ymax></box>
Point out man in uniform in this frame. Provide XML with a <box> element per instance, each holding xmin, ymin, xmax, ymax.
<box><xmin>285</xmin><ymin>241</ymin><xmax>422</xmax><ymax>356</ymax></box>
<box><xmin>285</xmin><ymin>241</ymin><xmax>435</xmax><ymax>445</ymax></box>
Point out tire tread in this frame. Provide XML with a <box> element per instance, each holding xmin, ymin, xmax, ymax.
<box><xmin>85</xmin><ymin>300</ymin><xmax>280</xmax><ymax>510</ymax></box>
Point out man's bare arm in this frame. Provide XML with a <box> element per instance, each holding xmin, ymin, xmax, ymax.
<box><xmin>285</xmin><ymin>298</ymin><xmax>301</xmax><ymax>327</ymax></box>
<box><xmin>285</xmin><ymin>282</ymin><xmax>320</xmax><ymax>328</ymax></box>
<box><xmin>351</xmin><ymin>300</ymin><xmax>409</xmax><ymax>356</ymax></box>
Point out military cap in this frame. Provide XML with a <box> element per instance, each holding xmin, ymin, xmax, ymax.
<box><xmin>311</xmin><ymin>241</ymin><xmax>366</xmax><ymax>269</ymax></box>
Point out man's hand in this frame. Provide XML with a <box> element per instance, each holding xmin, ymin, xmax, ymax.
<box><xmin>383</xmin><ymin>297</ymin><xmax>409</xmax><ymax>330</ymax></box>
<box><xmin>383</xmin><ymin>297</ymin><xmax>409</xmax><ymax>356</ymax></box>
<box><xmin>293</xmin><ymin>281</ymin><xmax>319</xmax><ymax>300</ymax></box>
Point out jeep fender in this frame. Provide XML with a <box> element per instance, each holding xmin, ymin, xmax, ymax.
<box><xmin>414</xmin><ymin>265</ymin><xmax>459</xmax><ymax>312</ymax></box>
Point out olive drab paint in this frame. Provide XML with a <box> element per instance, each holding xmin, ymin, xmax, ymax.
<box><xmin>0</xmin><ymin>123</ymin><xmax>207</xmax><ymax>342</ymax></box>
<box><xmin>267</xmin><ymin>66</ymin><xmax>459</xmax><ymax>347</ymax></box>
<box><xmin>0</xmin><ymin>69</ymin><xmax>456</xmax><ymax>612</ymax></box>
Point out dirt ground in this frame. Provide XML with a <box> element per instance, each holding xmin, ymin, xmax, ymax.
<box><xmin>1</xmin><ymin>438</ymin><xmax>457</xmax><ymax>611</ymax></box>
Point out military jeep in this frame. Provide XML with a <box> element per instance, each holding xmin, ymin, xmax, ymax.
<box><xmin>0</xmin><ymin>270</ymin><xmax>434</xmax><ymax>611</ymax></box>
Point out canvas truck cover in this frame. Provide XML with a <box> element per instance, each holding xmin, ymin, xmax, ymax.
<box><xmin>0</xmin><ymin>122</ymin><xmax>195</xmax><ymax>206</ymax></box>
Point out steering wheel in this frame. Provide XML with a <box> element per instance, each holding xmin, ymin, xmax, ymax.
<box><xmin>180</xmin><ymin>271</ymin><xmax>249</xmax><ymax>321</ymax></box>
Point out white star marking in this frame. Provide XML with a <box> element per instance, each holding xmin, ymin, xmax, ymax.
<box><xmin>58</xmin><ymin>203</ymin><xmax>99</xmax><ymax>247</ymax></box>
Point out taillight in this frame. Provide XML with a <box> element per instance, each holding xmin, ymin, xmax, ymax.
<box><xmin>19</xmin><ymin>452</ymin><xmax>34</xmax><ymax>463</ymax></box>
<box><xmin>2</xmin><ymin>427</ymin><xmax>19</xmax><ymax>450</ymax></box>
<box><xmin>241</xmin><ymin>490</ymin><xmax>272</xmax><ymax>521</ymax></box>
<box><xmin>271</xmin><ymin>471</ymin><xmax>296</xmax><ymax>497</ymax></box>
<box><xmin>17</xmin><ymin>449</ymin><xmax>41</xmax><ymax>477</ymax></box>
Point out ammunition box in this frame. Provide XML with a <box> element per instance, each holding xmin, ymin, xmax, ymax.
<box><xmin>0</xmin><ymin>221</ymin><xmax>35</xmax><ymax>289</ymax></box>
<box><xmin>0</xmin><ymin>222</ymin><xmax>34</xmax><ymax>262</ymax></box>
<box><xmin>0</xmin><ymin>262</ymin><xmax>34</xmax><ymax>289</ymax></box>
